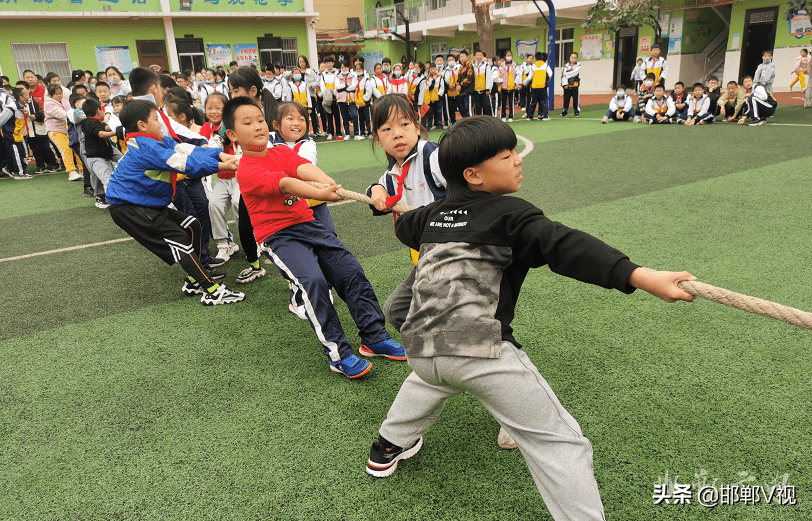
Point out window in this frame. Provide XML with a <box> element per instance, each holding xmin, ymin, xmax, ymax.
<box><xmin>496</xmin><ymin>37</ymin><xmax>511</xmax><ymax>58</ymax></box>
<box><xmin>11</xmin><ymin>43</ymin><xmax>71</xmax><ymax>79</ymax></box>
<box><xmin>258</xmin><ymin>35</ymin><xmax>283</xmax><ymax>70</ymax></box>
<box><xmin>430</xmin><ymin>42</ymin><xmax>448</xmax><ymax>60</ymax></box>
<box><xmin>282</xmin><ymin>38</ymin><xmax>299</xmax><ymax>69</ymax></box>
<box><xmin>176</xmin><ymin>37</ymin><xmax>206</xmax><ymax>73</ymax></box>
<box><xmin>555</xmin><ymin>27</ymin><xmax>574</xmax><ymax>68</ymax></box>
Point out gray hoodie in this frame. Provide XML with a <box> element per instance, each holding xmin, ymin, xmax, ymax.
<box><xmin>754</xmin><ymin>60</ymin><xmax>775</xmax><ymax>93</ymax></box>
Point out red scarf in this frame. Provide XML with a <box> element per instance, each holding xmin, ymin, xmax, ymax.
<box><xmin>384</xmin><ymin>158</ymin><xmax>412</xmax><ymax>208</ymax></box>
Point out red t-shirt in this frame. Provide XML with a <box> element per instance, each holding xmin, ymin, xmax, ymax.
<box><xmin>199</xmin><ymin>122</ymin><xmax>236</xmax><ymax>179</ymax></box>
<box><xmin>237</xmin><ymin>146</ymin><xmax>313</xmax><ymax>243</ymax></box>
<box><xmin>31</xmin><ymin>85</ymin><xmax>46</xmax><ymax>110</ymax></box>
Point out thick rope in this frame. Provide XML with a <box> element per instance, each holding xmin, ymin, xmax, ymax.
<box><xmin>309</xmin><ymin>182</ymin><xmax>812</xmax><ymax>330</ymax></box>
<box><xmin>678</xmin><ymin>281</ymin><xmax>812</xmax><ymax>330</ymax></box>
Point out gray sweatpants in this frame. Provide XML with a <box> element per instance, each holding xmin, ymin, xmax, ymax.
<box><xmin>378</xmin><ymin>341</ymin><xmax>607</xmax><ymax>521</ymax></box>
<box><xmin>85</xmin><ymin>148</ymin><xmax>123</xmax><ymax>194</ymax></box>
<box><xmin>209</xmin><ymin>177</ymin><xmax>240</xmax><ymax>242</ymax></box>
<box><xmin>383</xmin><ymin>267</ymin><xmax>416</xmax><ymax>333</ymax></box>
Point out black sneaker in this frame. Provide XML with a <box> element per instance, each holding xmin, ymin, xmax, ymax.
<box><xmin>201</xmin><ymin>285</ymin><xmax>245</xmax><ymax>306</ymax></box>
<box><xmin>205</xmin><ymin>267</ymin><xmax>226</xmax><ymax>280</ymax></box>
<box><xmin>95</xmin><ymin>196</ymin><xmax>111</xmax><ymax>209</ymax></box>
<box><xmin>365</xmin><ymin>437</ymin><xmax>423</xmax><ymax>478</ymax></box>
<box><xmin>34</xmin><ymin>166</ymin><xmax>47</xmax><ymax>175</ymax></box>
<box><xmin>181</xmin><ymin>279</ymin><xmax>205</xmax><ymax>296</ymax></box>
<box><xmin>46</xmin><ymin>164</ymin><xmax>61</xmax><ymax>173</ymax></box>
<box><xmin>208</xmin><ymin>256</ymin><xmax>227</xmax><ymax>268</ymax></box>
<box><xmin>11</xmin><ymin>172</ymin><xmax>34</xmax><ymax>180</ymax></box>
<box><xmin>747</xmin><ymin>118</ymin><xmax>765</xmax><ymax>126</ymax></box>
<box><xmin>83</xmin><ymin>188</ymin><xmax>95</xmax><ymax>198</ymax></box>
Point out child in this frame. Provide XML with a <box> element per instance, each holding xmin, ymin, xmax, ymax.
<box><xmin>408</xmin><ymin>62</ymin><xmax>426</xmax><ymax>112</ymax></box>
<box><xmin>498</xmin><ymin>51</ymin><xmax>518</xmax><ymax>122</ymax></box>
<box><xmin>644</xmin><ymin>45</ymin><xmax>668</xmax><ymax>86</ymax></box>
<box><xmin>353</xmin><ymin>57</ymin><xmax>373</xmax><ymax>138</ymax></box>
<box><xmin>600</xmin><ymin>86</ymin><xmax>638</xmax><ymax>123</ymax></box>
<box><xmin>335</xmin><ymin>61</ymin><xmax>362</xmax><ymax>141</ymax></box>
<box><xmin>456</xmin><ymin>50</ymin><xmax>475</xmax><ymax>119</ymax></box>
<box><xmin>560</xmin><ymin>52</ymin><xmax>581</xmax><ymax>118</ymax></box>
<box><xmin>790</xmin><ymin>48</ymin><xmax>809</xmax><ymax>91</ymax></box>
<box><xmin>637</xmin><ymin>73</ymin><xmax>656</xmax><ymax>116</ymax></box>
<box><xmin>269</xmin><ymin>101</ymin><xmax>335</xmax><ymax>319</ymax></box>
<box><xmin>287</xmin><ymin>67</ymin><xmax>311</xmax><ymax>111</ymax></box>
<box><xmin>223</xmin><ymin>96</ymin><xmax>406</xmax><ymax>378</ymax></box>
<box><xmin>754</xmin><ymin>50</ymin><xmax>775</xmax><ymax>93</ymax></box>
<box><xmin>263</xmin><ymin>65</ymin><xmax>284</xmax><ymax>103</ymax></box>
<box><xmin>109</xmin><ymin>95</ymin><xmax>128</xmax><ymax>154</ymax></box>
<box><xmin>434</xmin><ymin>54</ymin><xmax>448</xmax><ymax>127</ymax></box>
<box><xmin>669</xmin><ymin>81</ymin><xmax>688</xmax><ymax>122</ymax></box>
<box><xmin>95</xmin><ymin>82</ymin><xmax>113</xmax><ymax>114</ymax></box>
<box><xmin>523</xmin><ymin>52</ymin><xmax>553</xmax><ymax>121</ymax></box>
<box><xmin>418</xmin><ymin>64</ymin><xmax>444</xmax><ymax>130</ymax></box>
<box><xmin>387</xmin><ymin>63</ymin><xmax>409</xmax><ymax>95</ymax></box>
<box><xmin>381</xmin><ymin>57</ymin><xmax>392</xmax><ymax>81</ymax></box>
<box><xmin>705</xmin><ymin>76</ymin><xmax>721</xmax><ymax>116</ymax></box>
<box><xmin>77</xmin><ymin>98</ymin><xmax>124</xmax><ymax>206</ymax></box>
<box><xmin>200</xmin><ymin>92</ymin><xmax>240</xmax><ymax>265</ymax></box>
<box><xmin>363</xmin><ymin>117</ymin><xmax>697</xmax><ymax>521</ymax></box>
<box><xmin>644</xmin><ymin>84</ymin><xmax>675</xmax><ymax>124</ymax></box>
<box><xmin>1</xmin><ymin>88</ymin><xmax>32</xmax><ymax>180</ymax></box>
<box><xmin>443</xmin><ymin>54</ymin><xmax>460</xmax><ymax>125</ymax></box>
<box><xmin>471</xmin><ymin>50</ymin><xmax>493</xmax><ymax>116</ymax></box>
<box><xmin>44</xmin><ymin>84</ymin><xmax>83</xmax><ymax>181</ymax></box>
<box><xmin>106</xmin><ymin>100</ymin><xmax>244</xmax><ymax>305</ymax></box>
<box><xmin>365</xmin><ymin>94</ymin><xmax>447</xmax><ymax>333</ymax></box>
<box><xmin>17</xmin><ymin>83</ymin><xmax>60</xmax><ymax>175</ymax></box>
<box><xmin>490</xmin><ymin>56</ymin><xmax>502</xmax><ymax>116</ymax></box>
<box><xmin>319</xmin><ymin>55</ymin><xmax>341</xmax><ymax>141</ymax></box>
<box><xmin>631</xmin><ymin>57</ymin><xmax>646</xmax><ymax>94</ymax></box>
<box><xmin>717</xmin><ymin>81</ymin><xmax>745</xmax><ymax>122</ymax></box>
<box><xmin>214</xmin><ymin>69</ymin><xmax>230</xmax><ymax>99</ymax></box>
<box><xmin>370</xmin><ymin>63</ymin><xmax>390</xmax><ymax>102</ymax></box>
<box><xmin>682</xmin><ymin>82</ymin><xmax>714</xmax><ymax>125</ymax></box>
<box><xmin>517</xmin><ymin>54</ymin><xmax>534</xmax><ymax>110</ymax></box>
<box><xmin>738</xmin><ymin>75</ymin><xmax>778</xmax><ymax>126</ymax></box>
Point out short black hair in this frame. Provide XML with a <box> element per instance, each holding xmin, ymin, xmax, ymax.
<box><xmin>653</xmin><ymin>84</ymin><xmax>665</xmax><ymax>91</ymax></box>
<box><xmin>438</xmin><ymin>116</ymin><xmax>517</xmax><ymax>192</ymax></box>
<box><xmin>651</xmin><ymin>44</ymin><xmax>660</xmax><ymax>50</ymax></box>
<box><xmin>762</xmin><ymin>49</ymin><xmax>773</xmax><ymax>56</ymax></box>
<box><xmin>22</xmin><ymin>69</ymin><xmax>36</xmax><ymax>77</ymax></box>
<box><xmin>73</xmin><ymin>85</ymin><xmax>88</xmax><ymax>94</ymax></box>
<box><xmin>617</xmin><ymin>84</ymin><xmax>627</xmax><ymax>90</ymax></box>
<box><xmin>692</xmin><ymin>82</ymin><xmax>705</xmax><ymax>91</ymax></box>
<box><xmin>159</xmin><ymin>75</ymin><xmax>177</xmax><ymax>90</ymax></box>
<box><xmin>459</xmin><ymin>50</ymin><xmax>468</xmax><ymax>56</ymax></box>
<box><xmin>708</xmin><ymin>75</ymin><xmax>719</xmax><ymax>82</ymax></box>
<box><xmin>82</xmin><ymin>98</ymin><xmax>102</xmax><ymax>116</ymax></box>
<box><xmin>324</xmin><ymin>55</ymin><xmax>335</xmax><ymax>63</ymax></box>
<box><xmin>230</xmin><ymin>60</ymin><xmax>238</xmax><ymax>67</ymax></box>
<box><xmin>129</xmin><ymin>67</ymin><xmax>160</xmax><ymax>97</ymax></box>
<box><xmin>44</xmin><ymin>72</ymin><xmax>59</xmax><ymax>85</ymax></box>
<box><xmin>0</xmin><ymin>75</ymin><xmax>10</xmax><ymax>84</ymax></box>
<box><xmin>222</xmin><ymin>96</ymin><xmax>262</xmax><ymax>132</ymax></box>
<box><xmin>382</xmin><ymin>57</ymin><xmax>392</xmax><ymax>64</ymax></box>
<box><xmin>68</xmin><ymin>93</ymin><xmax>85</xmax><ymax>108</ymax></box>
<box><xmin>15</xmin><ymin>80</ymin><xmax>28</xmax><ymax>88</ymax></box>
<box><xmin>741</xmin><ymin>75</ymin><xmax>753</xmax><ymax>83</ymax></box>
<box><xmin>645</xmin><ymin>72</ymin><xmax>656</xmax><ymax>80</ymax></box>
<box><xmin>95</xmin><ymin>81</ymin><xmax>110</xmax><ymax>91</ymax></box>
<box><xmin>727</xmin><ymin>80</ymin><xmax>738</xmax><ymax>87</ymax></box>
<box><xmin>47</xmin><ymin>84</ymin><xmax>61</xmax><ymax>96</ymax></box>
<box><xmin>274</xmin><ymin>101</ymin><xmax>308</xmax><ymax>125</ymax></box>
<box><xmin>120</xmin><ymin>99</ymin><xmax>158</xmax><ymax>134</ymax></box>
<box><xmin>12</xmin><ymin>87</ymin><xmax>24</xmax><ymax>102</ymax></box>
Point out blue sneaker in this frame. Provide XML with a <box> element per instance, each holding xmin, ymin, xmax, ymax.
<box><xmin>359</xmin><ymin>339</ymin><xmax>407</xmax><ymax>361</ymax></box>
<box><xmin>330</xmin><ymin>354</ymin><xmax>372</xmax><ymax>378</ymax></box>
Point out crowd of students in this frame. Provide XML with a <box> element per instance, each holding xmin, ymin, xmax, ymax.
<box><xmin>608</xmin><ymin>45</ymin><xmax>787</xmax><ymax>126</ymax></box>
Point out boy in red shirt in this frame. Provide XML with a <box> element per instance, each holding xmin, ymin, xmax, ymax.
<box><xmin>223</xmin><ymin>97</ymin><xmax>406</xmax><ymax>378</ymax></box>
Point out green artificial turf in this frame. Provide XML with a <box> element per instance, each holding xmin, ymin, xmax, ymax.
<box><xmin>1</xmin><ymin>105</ymin><xmax>811</xmax><ymax>520</ymax></box>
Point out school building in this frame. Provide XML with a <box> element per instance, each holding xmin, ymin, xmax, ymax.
<box><xmin>357</xmin><ymin>0</ymin><xmax>812</xmax><ymax>93</ymax></box>
<box><xmin>0</xmin><ymin>0</ymin><xmax>319</xmax><ymax>82</ymax></box>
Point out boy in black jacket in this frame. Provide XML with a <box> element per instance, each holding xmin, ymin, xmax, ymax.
<box><xmin>77</xmin><ymin>98</ymin><xmax>123</xmax><ymax>207</ymax></box>
<box><xmin>364</xmin><ymin>116</ymin><xmax>696</xmax><ymax>520</ymax></box>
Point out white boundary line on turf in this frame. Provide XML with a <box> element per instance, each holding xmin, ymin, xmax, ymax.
<box><xmin>1</xmin><ymin>134</ymin><xmax>535</xmax><ymax>263</ymax></box>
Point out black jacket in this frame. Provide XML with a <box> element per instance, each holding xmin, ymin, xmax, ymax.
<box><xmin>395</xmin><ymin>187</ymin><xmax>639</xmax><ymax>358</ymax></box>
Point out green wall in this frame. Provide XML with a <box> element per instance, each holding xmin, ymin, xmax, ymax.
<box><xmin>174</xmin><ymin>0</ymin><xmax>303</xmax><ymax>13</ymax></box>
<box><xmin>0</xmin><ymin>0</ymin><xmax>158</xmax><ymax>13</ymax></box>
<box><xmin>0</xmin><ymin>18</ymin><xmax>166</xmax><ymax>82</ymax></box>
<box><xmin>681</xmin><ymin>8</ymin><xmax>727</xmax><ymax>54</ymax></box>
<box><xmin>729</xmin><ymin>0</ymin><xmax>798</xmax><ymax>50</ymax></box>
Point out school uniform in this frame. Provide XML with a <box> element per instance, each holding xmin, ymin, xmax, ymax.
<box><xmin>669</xmin><ymin>91</ymin><xmax>689</xmax><ymax>121</ymax></box>
<box><xmin>560</xmin><ymin>61</ymin><xmax>581</xmax><ymax>117</ymax></box>
<box><xmin>517</xmin><ymin>62</ymin><xmax>533</xmax><ymax>109</ymax></box>
<box><xmin>637</xmin><ymin>84</ymin><xmax>655</xmax><ymax>114</ymax></box>
<box><xmin>335</xmin><ymin>70</ymin><xmax>360</xmax><ymax>138</ymax></box>
<box><xmin>0</xmin><ymin>94</ymin><xmax>28</xmax><ymax>177</ymax></box>
<box><xmin>214</xmin><ymin>80</ymin><xmax>231</xmax><ymax>99</ymax></box>
<box><xmin>288</xmin><ymin>80</ymin><xmax>311</xmax><ymax>109</ymax></box>
<box><xmin>388</xmin><ymin>75</ymin><xmax>409</xmax><ymax>96</ymax></box>
<box><xmin>630</xmin><ymin>64</ymin><xmax>646</xmax><ymax>93</ymax></box>
<box><xmin>354</xmin><ymin>71</ymin><xmax>373</xmax><ymax>136</ymax></box>
<box><xmin>408</xmin><ymin>72</ymin><xmax>424</xmax><ymax>112</ymax></box>
<box><xmin>705</xmin><ymin>85</ymin><xmax>721</xmax><ymax>116</ymax></box>
<box><xmin>490</xmin><ymin>64</ymin><xmax>502</xmax><ymax>116</ymax></box>
<box><xmin>472</xmin><ymin>61</ymin><xmax>493</xmax><ymax>116</ymax></box>
<box><xmin>264</xmin><ymin>77</ymin><xmax>284</xmax><ymax>103</ymax></box>
<box><xmin>499</xmin><ymin>60</ymin><xmax>518</xmax><ymax>120</ymax></box>
<box><xmin>644</xmin><ymin>56</ymin><xmax>668</xmax><ymax>85</ymax></box>
<box><xmin>319</xmin><ymin>68</ymin><xmax>342</xmax><ymax>138</ymax></box>
<box><xmin>604</xmin><ymin>95</ymin><xmax>636</xmax><ymax>121</ymax></box>
<box><xmin>523</xmin><ymin>60</ymin><xmax>553</xmax><ymax>119</ymax></box>
<box><xmin>302</xmin><ymin>67</ymin><xmax>322</xmax><ymax>134</ymax></box>
<box><xmin>742</xmin><ymin>85</ymin><xmax>777</xmax><ymax>120</ymax></box>
<box><xmin>443</xmin><ymin>63</ymin><xmax>460</xmax><ymax>125</ymax></box>
<box><xmin>196</xmin><ymin>83</ymin><xmax>214</xmax><ymax>108</ymax></box>
<box><xmin>23</xmin><ymin>97</ymin><xmax>59</xmax><ymax>170</ymax></box>
<box><xmin>418</xmin><ymin>75</ymin><xmax>445</xmax><ymax>130</ymax></box>
<box><xmin>369</xmin><ymin>73</ymin><xmax>390</xmax><ymax>102</ymax></box>
<box><xmin>683</xmin><ymin>94</ymin><xmax>715</xmax><ymax>124</ymax></box>
<box><xmin>644</xmin><ymin>96</ymin><xmax>676</xmax><ymax>124</ymax></box>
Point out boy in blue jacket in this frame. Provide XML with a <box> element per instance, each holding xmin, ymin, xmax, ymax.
<box><xmin>106</xmin><ymin>100</ymin><xmax>245</xmax><ymax>305</ymax></box>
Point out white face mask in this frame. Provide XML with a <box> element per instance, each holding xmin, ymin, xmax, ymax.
<box><xmin>506</xmin><ymin>56</ymin><xmax>512</xmax><ymax>63</ymax></box>
<box><xmin>616</xmin><ymin>91</ymin><xmax>625</xmax><ymax>98</ymax></box>
<box><xmin>393</xmin><ymin>70</ymin><xmax>402</xmax><ymax>77</ymax></box>
<box><xmin>383</xmin><ymin>66</ymin><xmax>390</xmax><ymax>73</ymax></box>
<box><xmin>447</xmin><ymin>60</ymin><xmax>455</xmax><ymax>67</ymax></box>
<box><xmin>644</xmin><ymin>80</ymin><xmax>653</xmax><ymax>87</ymax></box>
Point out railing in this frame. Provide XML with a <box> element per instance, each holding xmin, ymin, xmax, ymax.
<box><xmin>365</xmin><ymin>0</ymin><xmax>512</xmax><ymax>31</ymax></box>
<box><xmin>703</xmin><ymin>39</ymin><xmax>728</xmax><ymax>82</ymax></box>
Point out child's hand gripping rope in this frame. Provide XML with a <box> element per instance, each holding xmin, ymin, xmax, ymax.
<box><xmin>310</xmin><ymin>181</ymin><xmax>812</xmax><ymax>330</ymax></box>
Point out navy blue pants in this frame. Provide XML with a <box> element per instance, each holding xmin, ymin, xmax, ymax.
<box><xmin>262</xmin><ymin>220</ymin><xmax>390</xmax><ymax>362</ymax></box>
<box><xmin>473</xmin><ymin>91</ymin><xmax>492</xmax><ymax>116</ymax></box>
<box><xmin>338</xmin><ymin>102</ymin><xmax>359</xmax><ymax>138</ymax></box>
<box><xmin>173</xmin><ymin>177</ymin><xmax>213</xmax><ymax>267</ymax></box>
<box><xmin>1</xmin><ymin>138</ymin><xmax>27</xmax><ymax>176</ymax></box>
<box><xmin>527</xmin><ymin>88</ymin><xmax>548</xmax><ymax>119</ymax></box>
<box><xmin>458</xmin><ymin>93</ymin><xmax>472</xmax><ymax>118</ymax></box>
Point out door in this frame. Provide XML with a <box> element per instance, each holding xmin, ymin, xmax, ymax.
<box><xmin>739</xmin><ymin>7</ymin><xmax>778</xmax><ymax>80</ymax></box>
<box><xmin>614</xmin><ymin>27</ymin><xmax>638</xmax><ymax>89</ymax></box>
<box><xmin>136</xmin><ymin>40</ymin><xmax>169</xmax><ymax>74</ymax></box>
<box><xmin>258</xmin><ymin>35</ymin><xmax>283</xmax><ymax>70</ymax></box>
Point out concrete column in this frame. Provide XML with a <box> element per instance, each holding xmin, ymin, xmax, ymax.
<box><xmin>160</xmin><ymin>0</ymin><xmax>180</xmax><ymax>72</ymax></box>
<box><xmin>304</xmin><ymin>0</ymin><xmax>319</xmax><ymax>64</ymax></box>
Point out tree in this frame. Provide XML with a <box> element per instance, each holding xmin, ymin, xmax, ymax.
<box><xmin>472</xmin><ymin>0</ymin><xmax>496</xmax><ymax>58</ymax></box>
<box><xmin>583</xmin><ymin>0</ymin><xmax>663</xmax><ymax>42</ymax></box>
<box><xmin>785</xmin><ymin>0</ymin><xmax>812</xmax><ymax>21</ymax></box>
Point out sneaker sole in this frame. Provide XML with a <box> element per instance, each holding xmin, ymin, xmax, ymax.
<box><xmin>359</xmin><ymin>344</ymin><xmax>407</xmax><ymax>361</ymax></box>
<box><xmin>182</xmin><ymin>285</ymin><xmax>205</xmax><ymax>296</ymax></box>
<box><xmin>366</xmin><ymin>438</ymin><xmax>423</xmax><ymax>478</ymax></box>
<box><xmin>330</xmin><ymin>361</ymin><xmax>372</xmax><ymax>379</ymax></box>
<box><xmin>209</xmin><ymin>257</ymin><xmax>229</xmax><ymax>267</ymax></box>
<box><xmin>201</xmin><ymin>293</ymin><xmax>246</xmax><ymax>306</ymax></box>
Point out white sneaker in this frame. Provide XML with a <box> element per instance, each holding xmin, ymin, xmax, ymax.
<box><xmin>633</xmin><ymin>116</ymin><xmax>641</xmax><ymax>123</ymax></box>
<box><xmin>497</xmin><ymin>427</ymin><xmax>518</xmax><ymax>450</ymax></box>
<box><xmin>354</xmin><ymin>135</ymin><xmax>364</xmax><ymax>141</ymax></box>
<box><xmin>227</xmin><ymin>241</ymin><xmax>239</xmax><ymax>256</ymax></box>
<box><xmin>326</xmin><ymin>134</ymin><xmax>333</xmax><ymax>141</ymax></box>
<box><xmin>201</xmin><ymin>284</ymin><xmax>246</xmax><ymax>306</ymax></box>
<box><xmin>215</xmin><ymin>246</ymin><xmax>231</xmax><ymax>263</ymax></box>
<box><xmin>507</xmin><ymin>118</ymin><xmax>513</xmax><ymax>122</ymax></box>
<box><xmin>501</xmin><ymin>117</ymin><xmax>507</xmax><ymax>122</ymax></box>
<box><xmin>68</xmin><ymin>171</ymin><xmax>81</xmax><ymax>181</ymax></box>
